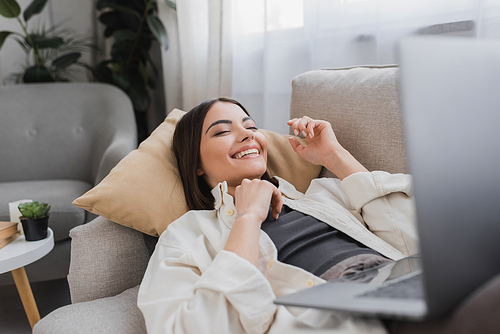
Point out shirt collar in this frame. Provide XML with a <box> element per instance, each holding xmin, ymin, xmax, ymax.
<box><xmin>274</xmin><ymin>176</ymin><xmax>304</xmax><ymax>199</ymax></box>
<box><xmin>211</xmin><ymin>181</ymin><xmax>233</xmax><ymax>210</ymax></box>
<box><xmin>211</xmin><ymin>177</ymin><xmax>304</xmax><ymax>211</ymax></box>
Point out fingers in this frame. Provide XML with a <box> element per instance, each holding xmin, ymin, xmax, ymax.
<box><xmin>287</xmin><ymin>116</ymin><xmax>316</xmax><ymax>139</ymax></box>
<box><xmin>235</xmin><ymin>179</ymin><xmax>282</xmax><ymax>222</ymax></box>
<box><xmin>271</xmin><ymin>186</ymin><xmax>283</xmax><ymax>220</ymax></box>
<box><xmin>288</xmin><ymin>136</ymin><xmax>305</xmax><ymax>155</ymax></box>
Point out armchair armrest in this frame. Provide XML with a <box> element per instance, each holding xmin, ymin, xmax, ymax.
<box><xmin>94</xmin><ymin>137</ymin><xmax>137</xmax><ymax>185</ymax></box>
<box><xmin>67</xmin><ymin>216</ymin><xmax>150</xmax><ymax>303</ymax></box>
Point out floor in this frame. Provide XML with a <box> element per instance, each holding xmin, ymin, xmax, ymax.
<box><xmin>0</xmin><ymin>278</ymin><xmax>71</xmax><ymax>334</ymax></box>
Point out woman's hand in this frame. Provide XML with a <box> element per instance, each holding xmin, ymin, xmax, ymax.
<box><xmin>234</xmin><ymin>179</ymin><xmax>283</xmax><ymax>222</ymax></box>
<box><xmin>224</xmin><ymin>179</ymin><xmax>282</xmax><ymax>267</ymax></box>
<box><xmin>287</xmin><ymin>116</ymin><xmax>369</xmax><ymax>180</ymax></box>
<box><xmin>287</xmin><ymin>116</ymin><xmax>339</xmax><ymax>167</ymax></box>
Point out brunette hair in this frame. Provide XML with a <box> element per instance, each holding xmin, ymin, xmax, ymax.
<box><xmin>172</xmin><ymin>97</ymin><xmax>277</xmax><ymax>211</ymax></box>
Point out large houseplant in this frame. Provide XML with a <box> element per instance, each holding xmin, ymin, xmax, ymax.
<box><xmin>91</xmin><ymin>0</ymin><xmax>175</xmax><ymax>142</ymax></box>
<box><xmin>0</xmin><ymin>0</ymin><xmax>91</xmax><ymax>83</ymax></box>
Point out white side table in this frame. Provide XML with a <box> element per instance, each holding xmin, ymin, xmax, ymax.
<box><xmin>0</xmin><ymin>228</ymin><xmax>54</xmax><ymax>328</ymax></box>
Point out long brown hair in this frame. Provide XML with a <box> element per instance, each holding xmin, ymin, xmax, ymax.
<box><xmin>172</xmin><ymin>97</ymin><xmax>277</xmax><ymax>211</ymax></box>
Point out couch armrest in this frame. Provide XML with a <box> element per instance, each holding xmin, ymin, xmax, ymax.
<box><xmin>67</xmin><ymin>216</ymin><xmax>150</xmax><ymax>303</ymax></box>
<box><xmin>33</xmin><ymin>286</ymin><xmax>146</xmax><ymax>334</ymax></box>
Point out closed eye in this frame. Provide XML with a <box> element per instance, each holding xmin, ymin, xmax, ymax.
<box><xmin>214</xmin><ymin>130</ymin><xmax>229</xmax><ymax>136</ymax></box>
<box><xmin>247</xmin><ymin>126</ymin><xmax>258</xmax><ymax>131</ymax></box>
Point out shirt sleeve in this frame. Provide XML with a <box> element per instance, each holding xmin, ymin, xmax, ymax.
<box><xmin>138</xmin><ymin>245</ymin><xmax>277</xmax><ymax>334</ymax></box>
<box><xmin>339</xmin><ymin>171</ymin><xmax>419</xmax><ymax>256</ymax></box>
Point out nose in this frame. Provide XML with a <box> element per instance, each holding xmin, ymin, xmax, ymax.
<box><xmin>239</xmin><ymin>127</ymin><xmax>254</xmax><ymax>142</ymax></box>
<box><xmin>244</xmin><ymin>135</ymin><xmax>254</xmax><ymax>142</ymax></box>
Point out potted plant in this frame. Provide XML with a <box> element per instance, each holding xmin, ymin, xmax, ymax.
<box><xmin>91</xmin><ymin>0</ymin><xmax>174</xmax><ymax>142</ymax></box>
<box><xmin>0</xmin><ymin>0</ymin><xmax>92</xmax><ymax>83</ymax></box>
<box><xmin>18</xmin><ymin>201</ymin><xmax>50</xmax><ymax>241</ymax></box>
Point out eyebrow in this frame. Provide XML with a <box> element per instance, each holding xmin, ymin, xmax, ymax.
<box><xmin>205</xmin><ymin>116</ymin><xmax>254</xmax><ymax>134</ymax></box>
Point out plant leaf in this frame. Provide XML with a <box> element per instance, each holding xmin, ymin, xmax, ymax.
<box><xmin>30</xmin><ymin>35</ymin><xmax>65</xmax><ymax>49</ymax></box>
<box><xmin>52</xmin><ymin>52</ymin><xmax>81</xmax><ymax>69</ymax></box>
<box><xmin>112</xmin><ymin>71</ymin><xmax>130</xmax><ymax>90</ymax></box>
<box><xmin>92</xmin><ymin>61</ymin><xmax>114</xmax><ymax>83</ymax></box>
<box><xmin>164</xmin><ymin>0</ymin><xmax>176</xmax><ymax>11</ymax></box>
<box><xmin>0</xmin><ymin>0</ymin><xmax>21</xmax><ymax>18</ymax></box>
<box><xmin>96</xmin><ymin>0</ymin><xmax>120</xmax><ymax>11</ymax></box>
<box><xmin>25</xmin><ymin>209</ymin><xmax>34</xmax><ymax>219</ymax></box>
<box><xmin>23</xmin><ymin>0</ymin><xmax>48</xmax><ymax>21</ymax></box>
<box><xmin>23</xmin><ymin>65</ymin><xmax>54</xmax><ymax>83</ymax></box>
<box><xmin>110</xmin><ymin>40</ymin><xmax>133</xmax><ymax>62</ymax></box>
<box><xmin>146</xmin><ymin>16</ymin><xmax>168</xmax><ymax>50</ymax></box>
<box><xmin>99</xmin><ymin>3</ymin><xmax>141</xmax><ymax>19</ymax></box>
<box><xmin>0</xmin><ymin>30</ymin><xmax>14</xmax><ymax>50</ymax></box>
<box><xmin>99</xmin><ymin>11</ymin><xmax>124</xmax><ymax>30</ymax></box>
<box><xmin>113</xmin><ymin>29</ymin><xmax>136</xmax><ymax>42</ymax></box>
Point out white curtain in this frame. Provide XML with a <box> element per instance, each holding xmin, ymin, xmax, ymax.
<box><xmin>159</xmin><ymin>0</ymin><xmax>232</xmax><ymax>113</ymax></box>
<box><xmin>231</xmin><ymin>0</ymin><xmax>500</xmax><ymax>134</ymax></box>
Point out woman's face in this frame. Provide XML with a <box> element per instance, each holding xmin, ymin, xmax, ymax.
<box><xmin>198</xmin><ymin>102</ymin><xmax>268</xmax><ymax>189</ymax></box>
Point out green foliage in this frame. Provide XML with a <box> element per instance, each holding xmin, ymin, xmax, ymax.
<box><xmin>0</xmin><ymin>31</ymin><xmax>13</xmax><ymax>48</ymax></box>
<box><xmin>23</xmin><ymin>0</ymin><xmax>47</xmax><ymax>21</ymax></box>
<box><xmin>91</xmin><ymin>0</ymin><xmax>172</xmax><ymax>141</ymax></box>
<box><xmin>0</xmin><ymin>0</ymin><xmax>21</xmax><ymax>18</ymax></box>
<box><xmin>0</xmin><ymin>0</ymin><xmax>92</xmax><ymax>83</ymax></box>
<box><xmin>18</xmin><ymin>201</ymin><xmax>51</xmax><ymax>219</ymax></box>
<box><xmin>147</xmin><ymin>16</ymin><xmax>168</xmax><ymax>50</ymax></box>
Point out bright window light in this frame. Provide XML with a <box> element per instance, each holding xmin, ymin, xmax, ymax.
<box><xmin>266</xmin><ymin>0</ymin><xmax>304</xmax><ymax>31</ymax></box>
<box><xmin>232</xmin><ymin>0</ymin><xmax>304</xmax><ymax>35</ymax></box>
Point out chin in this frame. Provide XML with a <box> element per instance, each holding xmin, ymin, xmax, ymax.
<box><xmin>245</xmin><ymin>169</ymin><xmax>267</xmax><ymax>180</ymax></box>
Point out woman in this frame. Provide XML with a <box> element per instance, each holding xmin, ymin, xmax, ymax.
<box><xmin>138</xmin><ymin>97</ymin><xmax>418</xmax><ymax>334</ymax></box>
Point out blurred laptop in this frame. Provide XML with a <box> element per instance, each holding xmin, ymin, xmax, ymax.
<box><xmin>274</xmin><ymin>36</ymin><xmax>500</xmax><ymax>320</ymax></box>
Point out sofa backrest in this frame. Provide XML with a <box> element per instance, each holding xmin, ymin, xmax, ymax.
<box><xmin>0</xmin><ymin>82</ymin><xmax>136</xmax><ymax>184</ymax></box>
<box><xmin>290</xmin><ymin>65</ymin><xmax>407</xmax><ymax>177</ymax></box>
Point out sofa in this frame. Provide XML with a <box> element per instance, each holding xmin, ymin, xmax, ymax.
<box><xmin>33</xmin><ymin>66</ymin><xmax>500</xmax><ymax>333</ymax></box>
<box><xmin>0</xmin><ymin>83</ymin><xmax>137</xmax><ymax>285</ymax></box>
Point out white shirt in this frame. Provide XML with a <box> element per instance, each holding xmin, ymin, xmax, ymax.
<box><xmin>138</xmin><ymin>171</ymin><xmax>418</xmax><ymax>334</ymax></box>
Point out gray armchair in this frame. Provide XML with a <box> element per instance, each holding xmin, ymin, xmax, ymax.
<box><xmin>0</xmin><ymin>82</ymin><xmax>137</xmax><ymax>285</ymax></box>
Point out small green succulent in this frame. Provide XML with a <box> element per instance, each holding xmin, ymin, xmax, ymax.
<box><xmin>18</xmin><ymin>201</ymin><xmax>51</xmax><ymax>219</ymax></box>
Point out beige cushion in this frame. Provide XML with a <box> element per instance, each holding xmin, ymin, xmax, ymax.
<box><xmin>73</xmin><ymin>109</ymin><xmax>321</xmax><ymax>237</ymax></box>
<box><xmin>290</xmin><ymin>66</ymin><xmax>407</xmax><ymax>178</ymax></box>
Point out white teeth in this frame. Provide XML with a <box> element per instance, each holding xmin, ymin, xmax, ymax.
<box><xmin>234</xmin><ymin>148</ymin><xmax>259</xmax><ymax>159</ymax></box>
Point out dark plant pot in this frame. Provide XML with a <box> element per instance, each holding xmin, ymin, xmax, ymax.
<box><xmin>20</xmin><ymin>214</ymin><xmax>49</xmax><ymax>241</ymax></box>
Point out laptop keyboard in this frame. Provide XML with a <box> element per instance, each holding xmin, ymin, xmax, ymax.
<box><xmin>357</xmin><ymin>273</ymin><xmax>424</xmax><ymax>299</ymax></box>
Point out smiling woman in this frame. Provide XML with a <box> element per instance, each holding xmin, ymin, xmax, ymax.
<box><xmin>172</xmin><ymin>97</ymin><xmax>278</xmax><ymax>211</ymax></box>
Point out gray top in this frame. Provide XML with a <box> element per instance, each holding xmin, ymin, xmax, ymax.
<box><xmin>261</xmin><ymin>205</ymin><xmax>381</xmax><ymax>276</ymax></box>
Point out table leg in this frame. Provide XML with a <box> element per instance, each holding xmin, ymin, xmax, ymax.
<box><xmin>11</xmin><ymin>267</ymin><xmax>41</xmax><ymax>329</ymax></box>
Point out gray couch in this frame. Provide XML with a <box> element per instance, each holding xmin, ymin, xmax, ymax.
<box><xmin>0</xmin><ymin>83</ymin><xmax>137</xmax><ymax>285</ymax></box>
<box><xmin>33</xmin><ymin>67</ymin><xmax>500</xmax><ymax>333</ymax></box>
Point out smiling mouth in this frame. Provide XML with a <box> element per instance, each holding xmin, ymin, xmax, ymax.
<box><xmin>232</xmin><ymin>148</ymin><xmax>260</xmax><ymax>159</ymax></box>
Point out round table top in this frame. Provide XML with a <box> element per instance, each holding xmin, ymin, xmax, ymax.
<box><xmin>0</xmin><ymin>228</ymin><xmax>54</xmax><ymax>274</ymax></box>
